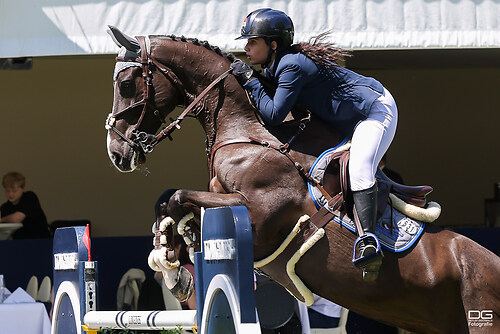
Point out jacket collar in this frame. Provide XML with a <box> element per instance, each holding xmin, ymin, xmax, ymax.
<box><xmin>266</xmin><ymin>48</ymin><xmax>292</xmax><ymax>78</ymax></box>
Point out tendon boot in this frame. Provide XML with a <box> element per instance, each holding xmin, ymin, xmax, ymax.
<box><xmin>352</xmin><ymin>184</ymin><xmax>383</xmax><ymax>281</ymax></box>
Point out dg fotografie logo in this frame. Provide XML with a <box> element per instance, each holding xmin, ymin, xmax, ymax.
<box><xmin>468</xmin><ymin>310</ymin><xmax>493</xmax><ymax>328</ymax></box>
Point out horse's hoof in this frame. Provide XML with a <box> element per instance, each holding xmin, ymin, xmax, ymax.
<box><xmin>169</xmin><ymin>265</ymin><xmax>194</xmax><ymax>302</ymax></box>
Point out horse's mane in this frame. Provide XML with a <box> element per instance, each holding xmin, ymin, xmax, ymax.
<box><xmin>150</xmin><ymin>32</ymin><xmax>348</xmax><ymax>68</ymax></box>
<box><xmin>151</xmin><ymin>34</ymin><xmax>238</xmax><ymax>63</ymax></box>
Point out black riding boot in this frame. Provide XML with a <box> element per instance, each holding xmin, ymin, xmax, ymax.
<box><xmin>353</xmin><ymin>183</ymin><xmax>383</xmax><ymax>281</ymax></box>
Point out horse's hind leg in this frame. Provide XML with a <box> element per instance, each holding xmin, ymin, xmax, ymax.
<box><xmin>452</xmin><ymin>236</ymin><xmax>500</xmax><ymax>333</ymax></box>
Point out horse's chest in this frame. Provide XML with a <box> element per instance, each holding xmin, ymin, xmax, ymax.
<box><xmin>209</xmin><ymin>176</ymin><xmax>225</xmax><ymax>193</ymax></box>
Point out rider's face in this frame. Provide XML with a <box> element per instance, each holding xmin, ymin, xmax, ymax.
<box><xmin>244</xmin><ymin>38</ymin><xmax>270</xmax><ymax>65</ymax></box>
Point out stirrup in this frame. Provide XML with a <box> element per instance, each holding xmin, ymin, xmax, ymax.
<box><xmin>352</xmin><ymin>233</ymin><xmax>383</xmax><ymax>269</ymax></box>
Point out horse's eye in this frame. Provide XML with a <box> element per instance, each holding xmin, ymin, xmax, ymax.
<box><xmin>120</xmin><ymin>80</ymin><xmax>136</xmax><ymax>98</ymax></box>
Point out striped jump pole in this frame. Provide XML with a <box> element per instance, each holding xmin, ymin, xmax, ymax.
<box><xmin>51</xmin><ymin>206</ymin><xmax>261</xmax><ymax>334</ymax></box>
<box><xmin>83</xmin><ymin>310</ymin><xmax>197</xmax><ymax>332</ymax></box>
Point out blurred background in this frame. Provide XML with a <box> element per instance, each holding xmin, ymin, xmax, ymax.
<box><xmin>1</xmin><ymin>0</ymin><xmax>498</xmax><ymax>237</ymax></box>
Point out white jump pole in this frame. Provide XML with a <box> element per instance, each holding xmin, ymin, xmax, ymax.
<box><xmin>84</xmin><ymin>310</ymin><xmax>197</xmax><ymax>331</ymax></box>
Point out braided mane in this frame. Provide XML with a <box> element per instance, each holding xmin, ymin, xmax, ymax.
<box><xmin>151</xmin><ymin>34</ymin><xmax>238</xmax><ymax>63</ymax></box>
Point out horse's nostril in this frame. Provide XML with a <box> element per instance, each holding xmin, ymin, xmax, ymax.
<box><xmin>111</xmin><ymin>152</ymin><xmax>122</xmax><ymax>165</ymax></box>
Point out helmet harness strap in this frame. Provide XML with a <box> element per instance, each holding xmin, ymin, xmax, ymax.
<box><xmin>262</xmin><ymin>38</ymin><xmax>277</xmax><ymax>69</ymax></box>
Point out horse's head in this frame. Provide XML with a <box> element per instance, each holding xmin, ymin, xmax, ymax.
<box><xmin>106</xmin><ymin>26</ymin><xmax>185</xmax><ymax>172</ymax></box>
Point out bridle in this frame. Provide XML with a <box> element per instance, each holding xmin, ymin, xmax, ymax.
<box><xmin>108</xmin><ymin>35</ymin><xmax>348</xmax><ymax>248</ymax></box>
<box><xmin>105</xmin><ymin>35</ymin><xmax>323</xmax><ymax>201</ymax></box>
<box><xmin>105</xmin><ymin>35</ymin><xmax>231</xmax><ymax>154</ymax></box>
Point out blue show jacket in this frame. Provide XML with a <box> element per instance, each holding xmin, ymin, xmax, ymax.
<box><xmin>243</xmin><ymin>50</ymin><xmax>384</xmax><ymax>137</ymax></box>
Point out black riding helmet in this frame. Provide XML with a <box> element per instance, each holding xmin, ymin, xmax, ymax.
<box><xmin>236</xmin><ymin>8</ymin><xmax>294</xmax><ymax>47</ymax></box>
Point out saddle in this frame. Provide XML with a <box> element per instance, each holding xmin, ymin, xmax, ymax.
<box><xmin>326</xmin><ymin>150</ymin><xmax>432</xmax><ymax>212</ymax></box>
<box><xmin>376</xmin><ymin>168</ymin><xmax>433</xmax><ymax>208</ymax></box>
<box><xmin>307</xmin><ymin>149</ymin><xmax>434</xmax><ymax>232</ymax></box>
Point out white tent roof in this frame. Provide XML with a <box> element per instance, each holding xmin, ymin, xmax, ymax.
<box><xmin>2</xmin><ymin>0</ymin><xmax>500</xmax><ymax>58</ymax></box>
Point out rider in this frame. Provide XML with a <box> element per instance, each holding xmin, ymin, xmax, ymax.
<box><xmin>231</xmin><ymin>8</ymin><xmax>398</xmax><ymax>279</ymax></box>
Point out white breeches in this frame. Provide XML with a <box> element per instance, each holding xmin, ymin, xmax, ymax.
<box><xmin>349</xmin><ymin>88</ymin><xmax>398</xmax><ymax>191</ymax></box>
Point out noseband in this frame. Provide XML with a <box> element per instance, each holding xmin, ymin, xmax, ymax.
<box><xmin>106</xmin><ymin>35</ymin><xmax>230</xmax><ymax>154</ymax></box>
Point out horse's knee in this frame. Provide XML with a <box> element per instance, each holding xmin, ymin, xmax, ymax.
<box><xmin>155</xmin><ymin>188</ymin><xmax>179</xmax><ymax>218</ymax></box>
<box><xmin>170</xmin><ymin>189</ymin><xmax>185</xmax><ymax>204</ymax></box>
<box><xmin>166</xmin><ymin>189</ymin><xmax>189</xmax><ymax>215</ymax></box>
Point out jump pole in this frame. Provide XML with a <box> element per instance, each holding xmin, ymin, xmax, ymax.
<box><xmin>51</xmin><ymin>206</ymin><xmax>261</xmax><ymax>334</ymax></box>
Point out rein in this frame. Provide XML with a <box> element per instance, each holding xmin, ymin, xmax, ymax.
<box><xmin>107</xmin><ymin>36</ymin><xmax>336</xmax><ymax>212</ymax></box>
<box><xmin>106</xmin><ymin>35</ymin><xmax>231</xmax><ymax>154</ymax></box>
<box><xmin>208</xmin><ymin>113</ymin><xmax>335</xmax><ymax>203</ymax></box>
<box><xmin>148</xmin><ymin>68</ymin><xmax>231</xmax><ymax>152</ymax></box>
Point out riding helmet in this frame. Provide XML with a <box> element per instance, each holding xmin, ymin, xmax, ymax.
<box><xmin>236</xmin><ymin>8</ymin><xmax>294</xmax><ymax>47</ymax></box>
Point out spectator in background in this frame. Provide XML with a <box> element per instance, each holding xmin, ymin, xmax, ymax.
<box><xmin>0</xmin><ymin>172</ymin><xmax>51</xmax><ymax>239</ymax></box>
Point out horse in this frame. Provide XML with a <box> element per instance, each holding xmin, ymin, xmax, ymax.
<box><xmin>105</xmin><ymin>27</ymin><xmax>500</xmax><ymax>333</ymax></box>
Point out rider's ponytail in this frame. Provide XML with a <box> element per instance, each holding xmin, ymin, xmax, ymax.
<box><xmin>290</xmin><ymin>31</ymin><xmax>351</xmax><ymax>68</ymax></box>
<box><xmin>291</xmin><ymin>32</ymin><xmax>354</xmax><ymax>100</ymax></box>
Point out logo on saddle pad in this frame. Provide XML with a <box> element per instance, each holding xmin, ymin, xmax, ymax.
<box><xmin>335</xmin><ymin>205</ymin><xmax>425</xmax><ymax>253</ymax></box>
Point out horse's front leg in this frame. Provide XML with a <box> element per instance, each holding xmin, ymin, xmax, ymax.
<box><xmin>165</xmin><ymin>188</ymin><xmax>247</xmax><ymax>221</ymax></box>
<box><xmin>149</xmin><ymin>189</ymin><xmax>246</xmax><ymax>302</ymax></box>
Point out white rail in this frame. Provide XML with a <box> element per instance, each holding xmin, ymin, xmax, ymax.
<box><xmin>84</xmin><ymin>310</ymin><xmax>197</xmax><ymax>330</ymax></box>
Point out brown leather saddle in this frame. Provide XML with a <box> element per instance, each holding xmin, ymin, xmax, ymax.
<box><xmin>319</xmin><ymin>150</ymin><xmax>433</xmax><ymax>221</ymax></box>
<box><xmin>376</xmin><ymin>166</ymin><xmax>433</xmax><ymax>219</ymax></box>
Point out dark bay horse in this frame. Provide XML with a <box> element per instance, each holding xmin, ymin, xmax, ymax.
<box><xmin>105</xmin><ymin>27</ymin><xmax>500</xmax><ymax>333</ymax></box>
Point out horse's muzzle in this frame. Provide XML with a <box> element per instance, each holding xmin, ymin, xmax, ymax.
<box><xmin>107</xmin><ymin>137</ymin><xmax>145</xmax><ymax>172</ymax></box>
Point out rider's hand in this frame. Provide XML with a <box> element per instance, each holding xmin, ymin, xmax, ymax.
<box><xmin>230</xmin><ymin>60</ymin><xmax>255</xmax><ymax>85</ymax></box>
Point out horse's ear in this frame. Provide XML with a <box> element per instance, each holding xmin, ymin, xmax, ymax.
<box><xmin>107</xmin><ymin>25</ymin><xmax>140</xmax><ymax>52</ymax></box>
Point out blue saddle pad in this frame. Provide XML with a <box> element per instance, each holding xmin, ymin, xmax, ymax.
<box><xmin>333</xmin><ymin>205</ymin><xmax>425</xmax><ymax>253</ymax></box>
<box><xmin>308</xmin><ymin>145</ymin><xmax>424</xmax><ymax>253</ymax></box>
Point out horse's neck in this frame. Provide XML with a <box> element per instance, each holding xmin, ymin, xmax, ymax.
<box><xmin>153</xmin><ymin>37</ymin><xmax>270</xmax><ymax>143</ymax></box>
<box><xmin>153</xmin><ymin>38</ymin><xmax>219</xmax><ymax>96</ymax></box>
<box><xmin>152</xmin><ymin>38</ymin><xmax>343</xmax><ymax>156</ymax></box>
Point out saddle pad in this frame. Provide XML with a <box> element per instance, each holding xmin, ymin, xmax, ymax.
<box><xmin>334</xmin><ymin>205</ymin><xmax>425</xmax><ymax>253</ymax></box>
<box><xmin>307</xmin><ymin>139</ymin><xmax>350</xmax><ymax>209</ymax></box>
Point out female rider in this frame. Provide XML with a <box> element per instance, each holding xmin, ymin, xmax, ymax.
<box><xmin>230</xmin><ymin>8</ymin><xmax>398</xmax><ymax>280</ymax></box>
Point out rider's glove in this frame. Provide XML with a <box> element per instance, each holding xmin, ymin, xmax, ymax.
<box><xmin>230</xmin><ymin>60</ymin><xmax>255</xmax><ymax>86</ymax></box>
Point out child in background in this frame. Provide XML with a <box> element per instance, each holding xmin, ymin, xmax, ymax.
<box><xmin>1</xmin><ymin>172</ymin><xmax>51</xmax><ymax>239</ymax></box>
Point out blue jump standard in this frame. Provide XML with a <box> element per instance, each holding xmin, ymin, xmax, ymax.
<box><xmin>51</xmin><ymin>206</ymin><xmax>261</xmax><ymax>334</ymax></box>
